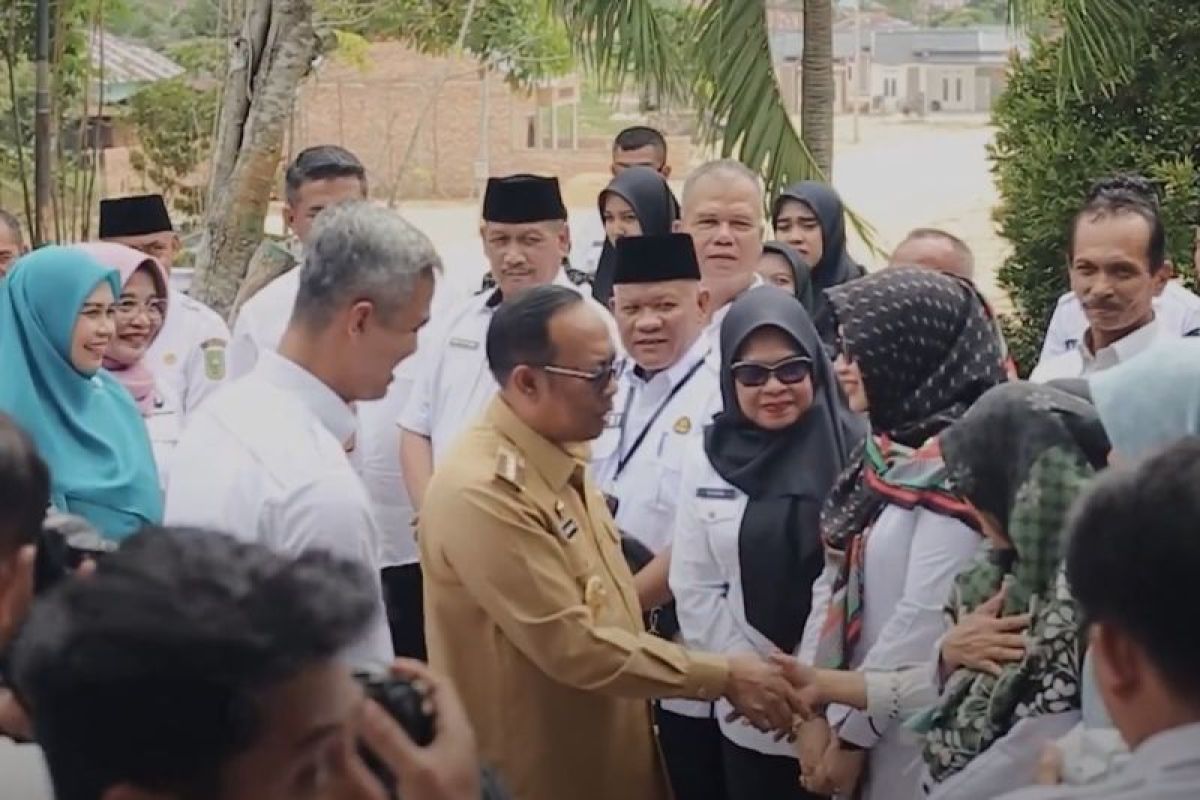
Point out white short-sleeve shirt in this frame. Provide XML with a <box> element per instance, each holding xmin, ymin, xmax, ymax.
<box><xmin>1029</xmin><ymin>319</ymin><xmax>1171</xmax><ymax>382</ymax></box>
<box><xmin>144</xmin><ymin>288</ymin><xmax>231</xmax><ymax>415</ymax></box>
<box><xmin>227</xmin><ymin>268</ymin><xmax>302</xmax><ymax>380</ymax></box>
<box><xmin>164</xmin><ymin>350</ymin><xmax>393</xmax><ymax>670</ymax></box>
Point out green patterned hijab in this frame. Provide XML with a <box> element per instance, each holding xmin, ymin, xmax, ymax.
<box><xmin>919</xmin><ymin>382</ymin><xmax>1110</xmax><ymax>784</ymax></box>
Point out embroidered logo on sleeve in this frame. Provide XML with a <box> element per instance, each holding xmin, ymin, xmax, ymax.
<box><xmin>200</xmin><ymin>338</ymin><xmax>227</xmax><ymax>380</ymax></box>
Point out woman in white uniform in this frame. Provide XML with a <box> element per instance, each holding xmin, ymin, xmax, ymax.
<box><xmin>671</xmin><ymin>286</ymin><xmax>863</xmax><ymax>800</ymax></box>
<box><xmin>797</xmin><ymin>268</ymin><xmax>1009</xmax><ymax>800</ymax></box>
<box><xmin>74</xmin><ymin>243</ymin><xmax>180</xmax><ymax>489</ymax></box>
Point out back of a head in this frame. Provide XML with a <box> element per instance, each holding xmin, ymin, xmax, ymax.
<box><xmin>0</xmin><ymin>413</ymin><xmax>49</xmax><ymax>554</ymax></box>
<box><xmin>11</xmin><ymin>527</ymin><xmax>378</xmax><ymax>800</ymax></box>
<box><xmin>891</xmin><ymin>228</ymin><xmax>975</xmax><ymax>279</ymax></box>
<box><xmin>292</xmin><ymin>201</ymin><xmax>441</xmax><ymax>329</ymax></box>
<box><xmin>1070</xmin><ymin>173</ymin><xmax>1166</xmax><ymax>270</ymax></box>
<box><xmin>1066</xmin><ymin>437</ymin><xmax>1200</xmax><ymax>702</ymax></box>
<box><xmin>681</xmin><ymin>159</ymin><xmax>763</xmax><ymax>211</ymax></box>
<box><xmin>613</xmin><ymin>126</ymin><xmax>667</xmax><ymax>159</ymax></box>
<box><xmin>285</xmin><ymin>144</ymin><xmax>367</xmax><ymax>203</ymax></box>
<box><xmin>486</xmin><ymin>284</ymin><xmax>583</xmax><ymax>385</ymax></box>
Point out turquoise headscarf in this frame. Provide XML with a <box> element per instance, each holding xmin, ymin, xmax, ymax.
<box><xmin>0</xmin><ymin>246</ymin><xmax>162</xmax><ymax>539</ymax></box>
<box><xmin>1089</xmin><ymin>339</ymin><xmax>1200</xmax><ymax>460</ymax></box>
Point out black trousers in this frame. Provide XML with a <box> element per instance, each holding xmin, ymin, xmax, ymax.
<box><xmin>721</xmin><ymin>736</ymin><xmax>823</xmax><ymax>800</ymax></box>
<box><xmin>655</xmin><ymin>706</ymin><xmax>727</xmax><ymax>800</ymax></box>
<box><xmin>381</xmin><ymin>563</ymin><xmax>427</xmax><ymax>661</ymax></box>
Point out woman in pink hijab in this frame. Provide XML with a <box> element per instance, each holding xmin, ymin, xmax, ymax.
<box><xmin>72</xmin><ymin>242</ymin><xmax>180</xmax><ymax>488</ymax></box>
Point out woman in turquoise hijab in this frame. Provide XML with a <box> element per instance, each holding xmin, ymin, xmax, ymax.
<box><xmin>0</xmin><ymin>246</ymin><xmax>162</xmax><ymax>539</ymax></box>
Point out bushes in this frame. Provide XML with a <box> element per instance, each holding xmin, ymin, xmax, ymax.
<box><xmin>989</xmin><ymin>2</ymin><xmax>1200</xmax><ymax>373</ymax></box>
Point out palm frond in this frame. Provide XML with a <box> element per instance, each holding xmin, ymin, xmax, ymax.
<box><xmin>552</xmin><ymin>0</ymin><xmax>689</xmax><ymax>107</ymax></box>
<box><xmin>690</xmin><ymin>0</ymin><xmax>879</xmax><ymax>252</ymax></box>
<box><xmin>1007</xmin><ymin>0</ymin><xmax>1149</xmax><ymax>101</ymax></box>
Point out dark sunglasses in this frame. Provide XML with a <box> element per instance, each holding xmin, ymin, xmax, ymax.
<box><xmin>730</xmin><ymin>355</ymin><xmax>813</xmax><ymax>387</ymax></box>
<box><xmin>538</xmin><ymin>359</ymin><xmax>624</xmax><ymax>391</ymax></box>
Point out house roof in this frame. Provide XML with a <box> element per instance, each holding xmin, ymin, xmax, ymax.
<box><xmin>771</xmin><ymin>24</ymin><xmax>1027</xmax><ymax>66</ymax></box>
<box><xmin>87</xmin><ymin>30</ymin><xmax>184</xmax><ymax>95</ymax></box>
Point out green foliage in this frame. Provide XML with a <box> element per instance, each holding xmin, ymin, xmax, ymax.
<box><xmin>166</xmin><ymin>37</ymin><xmax>226</xmax><ymax>80</ymax></box>
<box><xmin>106</xmin><ymin>0</ymin><xmax>221</xmax><ymax>48</ymax></box>
<box><xmin>990</xmin><ymin>1</ymin><xmax>1200</xmax><ymax>373</ymax></box>
<box><xmin>127</xmin><ymin>77</ymin><xmax>216</xmax><ymax>218</ymax></box>
<box><xmin>321</xmin><ymin>0</ymin><xmax>573</xmax><ymax>88</ymax></box>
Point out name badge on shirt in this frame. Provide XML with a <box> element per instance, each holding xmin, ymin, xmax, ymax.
<box><xmin>450</xmin><ymin>337</ymin><xmax>480</xmax><ymax>350</ymax></box>
<box><xmin>553</xmin><ymin>500</ymin><xmax>579</xmax><ymax>539</ymax></box>
<box><xmin>696</xmin><ymin>487</ymin><xmax>737</xmax><ymax>500</ymax></box>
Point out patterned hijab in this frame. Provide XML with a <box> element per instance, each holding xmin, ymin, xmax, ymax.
<box><xmin>591</xmin><ymin>166</ymin><xmax>680</xmax><ymax>306</ymax></box>
<box><xmin>814</xmin><ymin>268</ymin><xmax>1007</xmax><ymax>668</ymax></box>
<box><xmin>772</xmin><ymin>182</ymin><xmax>867</xmax><ymax>346</ymax></box>
<box><xmin>705</xmin><ymin>287</ymin><xmax>863</xmax><ymax>652</ymax></box>
<box><xmin>920</xmin><ymin>382</ymin><xmax>1110</xmax><ymax>784</ymax></box>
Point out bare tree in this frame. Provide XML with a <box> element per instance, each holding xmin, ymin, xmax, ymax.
<box><xmin>189</xmin><ymin>0</ymin><xmax>321</xmax><ymax>318</ymax></box>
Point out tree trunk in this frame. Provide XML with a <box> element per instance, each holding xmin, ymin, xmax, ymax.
<box><xmin>801</xmin><ymin>0</ymin><xmax>835</xmax><ymax>179</ymax></box>
<box><xmin>190</xmin><ymin>0</ymin><xmax>320</xmax><ymax>319</ymax></box>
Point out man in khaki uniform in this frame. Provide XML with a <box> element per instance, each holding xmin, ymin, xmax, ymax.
<box><xmin>420</xmin><ymin>285</ymin><xmax>797</xmax><ymax>800</ymax></box>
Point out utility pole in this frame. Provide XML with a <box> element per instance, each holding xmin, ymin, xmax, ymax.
<box><xmin>33</xmin><ymin>0</ymin><xmax>51</xmax><ymax>246</ymax></box>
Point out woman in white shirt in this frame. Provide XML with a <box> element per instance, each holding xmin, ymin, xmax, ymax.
<box><xmin>73</xmin><ymin>243</ymin><xmax>181</xmax><ymax>488</ymax></box>
<box><xmin>797</xmin><ymin>268</ymin><xmax>1009</xmax><ymax>800</ymax></box>
<box><xmin>670</xmin><ymin>286</ymin><xmax>862</xmax><ymax>800</ymax></box>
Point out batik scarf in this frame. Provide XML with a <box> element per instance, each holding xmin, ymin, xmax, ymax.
<box><xmin>815</xmin><ymin>268</ymin><xmax>1008</xmax><ymax>669</ymax></box>
<box><xmin>919</xmin><ymin>382</ymin><xmax>1111</xmax><ymax>784</ymax></box>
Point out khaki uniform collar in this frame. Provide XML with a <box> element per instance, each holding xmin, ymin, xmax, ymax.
<box><xmin>487</xmin><ymin>396</ymin><xmax>589</xmax><ymax>492</ymax></box>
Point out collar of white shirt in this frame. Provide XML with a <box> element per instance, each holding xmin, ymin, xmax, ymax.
<box><xmin>706</xmin><ymin>273</ymin><xmax>766</xmax><ymax>339</ymax></box>
<box><xmin>1080</xmin><ymin>317</ymin><xmax>1162</xmax><ymax>370</ymax></box>
<box><xmin>1124</xmin><ymin>721</ymin><xmax>1200</xmax><ymax>778</ymax></box>
<box><xmin>256</xmin><ymin>350</ymin><xmax>357</xmax><ymax>446</ymax></box>
<box><xmin>478</xmin><ymin>268</ymin><xmax>582</xmax><ymax>311</ymax></box>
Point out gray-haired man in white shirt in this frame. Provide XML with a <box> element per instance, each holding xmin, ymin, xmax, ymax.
<box><xmin>166</xmin><ymin>201</ymin><xmax>439</xmax><ymax>670</ymax></box>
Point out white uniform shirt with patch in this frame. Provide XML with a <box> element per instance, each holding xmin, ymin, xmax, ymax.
<box><xmin>144</xmin><ymin>288</ymin><xmax>231</xmax><ymax>415</ymax></box>
<box><xmin>398</xmin><ymin>271</ymin><xmax>619</xmax><ymax>465</ymax></box>
<box><xmin>1029</xmin><ymin>318</ymin><xmax>1171</xmax><ymax>382</ymax></box>
<box><xmin>702</xmin><ymin>274</ymin><xmax>765</xmax><ymax>370</ymax></box>
<box><xmin>144</xmin><ymin>377</ymin><xmax>184</xmax><ymax>491</ymax></box>
<box><xmin>1036</xmin><ymin>281</ymin><xmax>1200</xmax><ymax>366</ymax></box>
<box><xmin>227</xmin><ymin>267</ymin><xmax>302</xmax><ymax>380</ymax></box>
<box><xmin>164</xmin><ymin>350</ymin><xmax>393</xmax><ymax>670</ymax></box>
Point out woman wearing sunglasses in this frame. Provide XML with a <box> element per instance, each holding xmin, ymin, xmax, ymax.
<box><xmin>793</xmin><ymin>268</ymin><xmax>1009</xmax><ymax>800</ymax></box>
<box><xmin>72</xmin><ymin>243</ymin><xmax>180</xmax><ymax>489</ymax></box>
<box><xmin>670</xmin><ymin>286</ymin><xmax>863</xmax><ymax>800</ymax></box>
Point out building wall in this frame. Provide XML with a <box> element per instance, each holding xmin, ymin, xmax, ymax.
<box><xmin>920</xmin><ymin>65</ymin><xmax>978</xmax><ymax>112</ymax></box>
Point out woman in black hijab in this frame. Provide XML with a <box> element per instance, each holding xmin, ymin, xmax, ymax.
<box><xmin>758</xmin><ymin>240</ymin><xmax>817</xmax><ymax>316</ymax></box>
<box><xmin>772</xmin><ymin>181</ymin><xmax>868</xmax><ymax>347</ymax></box>
<box><xmin>590</xmin><ymin>166</ymin><xmax>680</xmax><ymax>305</ymax></box>
<box><xmin>671</xmin><ymin>285</ymin><xmax>861</xmax><ymax>800</ymax></box>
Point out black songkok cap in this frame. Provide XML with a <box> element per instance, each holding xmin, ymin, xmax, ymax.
<box><xmin>482</xmin><ymin>174</ymin><xmax>567</xmax><ymax>223</ymax></box>
<box><xmin>613</xmin><ymin>233</ymin><xmax>701</xmax><ymax>285</ymax></box>
<box><xmin>99</xmin><ymin>194</ymin><xmax>173</xmax><ymax>238</ymax></box>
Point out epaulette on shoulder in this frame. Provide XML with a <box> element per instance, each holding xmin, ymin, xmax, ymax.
<box><xmin>494</xmin><ymin>445</ymin><xmax>526</xmax><ymax>490</ymax></box>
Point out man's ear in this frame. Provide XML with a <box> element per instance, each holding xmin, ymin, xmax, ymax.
<box><xmin>1090</xmin><ymin>621</ymin><xmax>1141</xmax><ymax>706</ymax></box>
<box><xmin>509</xmin><ymin>364</ymin><xmax>540</xmax><ymax>399</ymax></box>
<box><xmin>671</xmin><ymin>219</ymin><xmax>683</xmax><ymax>234</ymax></box>
<box><xmin>660</xmin><ymin>164</ymin><xmax>672</xmax><ymax>179</ymax></box>
<box><xmin>347</xmin><ymin>301</ymin><xmax>374</xmax><ymax>335</ymax></box>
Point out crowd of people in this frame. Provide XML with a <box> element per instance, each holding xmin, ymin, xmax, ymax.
<box><xmin>1</xmin><ymin>125</ymin><xmax>1199</xmax><ymax>800</ymax></box>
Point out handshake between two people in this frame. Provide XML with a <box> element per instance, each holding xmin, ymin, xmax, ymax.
<box><xmin>721</xmin><ymin>652</ymin><xmax>825</xmax><ymax>738</ymax></box>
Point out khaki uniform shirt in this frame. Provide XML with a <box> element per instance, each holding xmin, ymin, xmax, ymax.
<box><xmin>420</xmin><ymin>397</ymin><xmax>731</xmax><ymax>800</ymax></box>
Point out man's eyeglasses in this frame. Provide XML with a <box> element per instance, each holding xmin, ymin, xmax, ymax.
<box><xmin>115</xmin><ymin>298</ymin><xmax>167</xmax><ymax>321</ymax></box>
<box><xmin>538</xmin><ymin>360</ymin><xmax>623</xmax><ymax>391</ymax></box>
<box><xmin>730</xmin><ymin>356</ymin><xmax>812</xmax><ymax>387</ymax></box>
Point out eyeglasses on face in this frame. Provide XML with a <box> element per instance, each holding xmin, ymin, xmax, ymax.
<box><xmin>115</xmin><ymin>298</ymin><xmax>167</xmax><ymax>320</ymax></box>
<box><xmin>537</xmin><ymin>359</ymin><xmax>624</xmax><ymax>390</ymax></box>
<box><xmin>730</xmin><ymin>355</ymin><xmax>812</xmax><ymax>387</ymax></box>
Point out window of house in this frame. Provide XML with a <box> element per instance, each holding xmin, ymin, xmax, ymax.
<box><xmin>942</xmin><ymin>78</ymin><xmax>950</xmax><ymax>101</ymax></box>
<box><xmin>956</xmin><ymin>78</ymin><xmax>963</xmax><ymax>103</ymax></box>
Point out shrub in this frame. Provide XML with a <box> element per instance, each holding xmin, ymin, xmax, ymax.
<box><xmin>989</xmin><ymin>3</ymin><xmax>1200</xmax><ymax>373</ymax></box>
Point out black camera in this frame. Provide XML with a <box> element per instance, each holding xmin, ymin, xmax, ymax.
<box><xmin>355</xmin><ymin>672</ymin><xmax>437</xmax><ymax>798</ymax></box>
<box><xmin>34</xmin><ymin>515</ymin><xmax>118</xmax><ymax>594</ymax></box>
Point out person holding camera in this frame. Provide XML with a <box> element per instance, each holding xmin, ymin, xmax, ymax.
<box><xmin>9</xmin><ymin>527</ymin><xmax>486</xmax><ymax>800</ymax></box>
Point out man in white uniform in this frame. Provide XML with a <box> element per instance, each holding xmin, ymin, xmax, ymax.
<box><xmin>593</xmin><ymin>232</ymin><xmax>725</xmax><ymax>800</ymax></box>
<box><xmin>165</xmin><ymin>202</ymin><xmax>439</xmax><ymax>670</ymax></box>
<box><xmin>676</xmin><ymin>160</ymin><xmax>765</xmax><ymax>361</ymax></box>
<box><xmin>99</xmin><ymin>194</ymin><xmax>230</xmax><ymax>414</ymax></box>
<box><xmin>227</xmin><ymin>145</ymin><xmax>369</xmax><ymax>379</ymax></box>
<box><xmin>399</xmin><ymin>174</ymin><xmax>615</xmax><ymax>510</ymax></box>
<box><xmin>1035</xmin><ymin>176</ymin><xmax>1199</xmax><ymax>371</ymax></box>
<box><xmin>1030</xmin><ymin>177</ymin><xmax>1174</xmax><ymax>382</ymax></box>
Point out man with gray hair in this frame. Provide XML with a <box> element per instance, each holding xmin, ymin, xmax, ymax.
<box><xmin>677</xmin><ymin>159</ymin><xmax>765</xmax><ymax>358</ymax></box>
<box><xmin>888</xmin><ymin>227</ymin><xmax>976</xmax><ymax>281</ymax></box>
<box><xmin>166</xmin><ymin>201</ymin><xmax>439</xmax><ymax>670</ymax></box>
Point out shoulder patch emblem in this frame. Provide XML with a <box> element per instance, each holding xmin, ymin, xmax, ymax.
<box><xmin>200</xmin><ymin>338</ymin><xmax>227</xmax><ymax>381</ymax></box>
<box><xmin>494</xmin><ymin>447</ymin><xmax>525</xmax><ymax>490</ymax></box>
